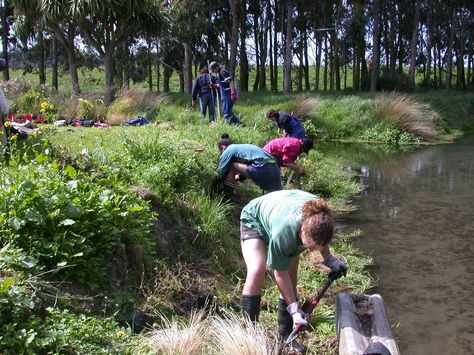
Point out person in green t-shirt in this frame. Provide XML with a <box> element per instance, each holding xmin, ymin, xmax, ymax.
<box><xmin>240</xmin><ymin>189</ymin><xmax>347</xmax><ymax>351</ymax></box>
<box><xmin>216</xmin><ymin>133</ymin><xmax>282</xmax><ymax>198</ymax></box>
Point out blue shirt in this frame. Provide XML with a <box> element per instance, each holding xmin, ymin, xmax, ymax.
<box><xmin>216</xmin><ymin>144</ymin><xmax>276</xmax><ymax>176</ymax></box>
<box><xmin>277</xmin><ymin>112</ymin><xmax>306</xmax><ymax>139</ymax></box>
<box><xmin>217</xmin><ymin>68</ymin><xmax>232</xmax><ymax>97</ymax></box>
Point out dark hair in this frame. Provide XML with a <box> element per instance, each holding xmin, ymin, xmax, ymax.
<box><xmin>218</xmin><ymin>133</ymin><xmax>232</xmax><ymax>149</ymax></box>
<box><xmin>266</xmin><ymin>108</ymin><xmax>279</xmax><ymax>119</ymax></box>
<box><xmin>209</xmin><ymin>61</ymin><xmax>219</xmax><ymax>70</ymax></box>
<box><xmin>300</xmin><ymin>199</ymin><xmax>334</xmax><ymax>246</ymax></box>
<box><xmin>302</xmin><ymin>138</ymin><xmax>313</xmax><ymax>153</ymax></box>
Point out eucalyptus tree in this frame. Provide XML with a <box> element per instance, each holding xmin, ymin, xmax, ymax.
<box><xmin>70</xmin><ymin>0</ymin><xmax>165</xmax><ymax>104</ymax></box>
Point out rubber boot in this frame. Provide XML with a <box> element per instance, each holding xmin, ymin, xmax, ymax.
<box><xmin>278</xmin><ymin>298</ymin><xmax>307</xmax><ymax>354</ymax></box>
<box><xmin>241</xmin><ymin>295</ymin><xmax>261</xmax><ymax>322</ymax></box>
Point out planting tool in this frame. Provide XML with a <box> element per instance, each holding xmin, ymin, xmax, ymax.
<box><xmin>285</xmin><ymin>271</ymin><xmax>341</xmax><ymax>344</ymax></box>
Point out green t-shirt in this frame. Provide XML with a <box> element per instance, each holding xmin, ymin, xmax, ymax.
<box><xmin>240</xmin><ymin>189</ymin><xmax>318</xmax><ymax>270</ymax></box>
<box><xmin>216</xmin><ymin>144</ymin><xmax>276</xmax><ymax>176</ymax></box>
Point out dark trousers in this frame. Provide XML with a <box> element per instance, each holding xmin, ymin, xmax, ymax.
<box><xmin>199</xmin><ymin>92</ymin><xmax>215</xmax><ymax>122</ymax></box>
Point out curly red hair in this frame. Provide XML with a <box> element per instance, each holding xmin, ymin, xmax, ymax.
<box><xmin>300</xmin><ymin>199</ymin><xmax>334</xmax><ymax>247</ymax></box>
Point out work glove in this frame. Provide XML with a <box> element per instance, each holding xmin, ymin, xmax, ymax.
<box><xmin>286</xmin><ymin>302</ymin><xmax>308</xmax><ymax>328</ymax></box>
<box><xmin>230</xmin><ymin>92</ymin><xmax>237</xmax><ymax>102</ymax></box>
<box><xmin>322</xmin><ymin>253</ymin><xmax>347</xmax><ymax>280</ymax></box>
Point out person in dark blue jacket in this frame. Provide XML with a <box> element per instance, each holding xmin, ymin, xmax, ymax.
<box><xmin>191</xmin><ymin>64</ymin><xmax>217</xmax><ymax>123</ymax></box>
<box><xmin>266</xmin><ymin>109</ymin><xmax>306</xmax><ymax>139</ymax></box>
<box><xmin>209</xmin><ymin>61</ymin><xmax>241</xmax><ymax>124</ymax></box>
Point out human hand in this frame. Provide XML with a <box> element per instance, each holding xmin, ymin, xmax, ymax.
<box><xmin>192</xmin><ymin>100</ymin><xmax>196</xmax><ymax>108</ymax></box>
<box><xmin>231</xmin><ymin>92</ymin><xmax>237</xmax><ymax>102</ymax></box>
<box><xmin>287</xmin><ymin>302</ymin><xmax>308</xmax><ymax>328</ymax></box>
<box><xmin>209</xmin><ymin>83</ymin><xmax>218</xmax><ymax>89</ymax></box>
<box><xmin>322</xmin><ymin>253</ymin><xmax>347</xmax><ymax>280</ymax></box>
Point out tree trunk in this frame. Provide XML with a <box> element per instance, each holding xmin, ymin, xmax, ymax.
<box><xmin>446</xmin><ymin>7</ymin><xmax>455</xmax><ymax>90</ymax></box>
<box><xmin>467</xmin><ymin>42</ymin><xmax>472</xmax><ymax>90</ymax></box>
<box><xmin>122</xmin><ymin>41</ymin><xmax>130</xmax><ymax>90</ymax></box>
<box><xmin>329</xmin><ymin>34</ymin><xmax>334</xmax><ymax>91</ymax></box>
<box><xmin>324</xmin><ymin>34</ymin><xmax>328</xmax><ymax>91</ymax></box>
<box><xmin>156</xmin><ymin>63</ymin><xmax>161</xmax><ymax>93</ymax></box>
<box><xmin>315</xmin><ymin>33</ymin><xmax>321</xmax><ymax>91</ymax></box>
<box><xmin>283</xmin><ymin>0</ymin><xmax>293</xmax><ymax>93</ymax></box>
<box><xmin>38</xmin><ymin>31</ymin><xmax>46</xmax><ymax>85</ymax></box>
<box><xmin>433</xmin><ymin>42</ymin><xmax>438</xmax><ymax>88</ymax></box>
<box><xmin>272</xmin><ymin>5</ymin><xmax>278</xmax><ymax>92</ymax></box>
<box><xmin>408</xmin><ymin>0</ymin><xmax>421</xmax><ymax>86</ymax></box>
<box><xmin>62</xmin><ymin>29</ymin><xmax>81</xmax><ymax>95</ymax></box>
<box><xmin>51</xmin><ymin>36</ymin><xmax>58</xmax><ymax>92</ymax></box>
<box><xmin>258</xmin><ymin>2</ymin><xmax>269</xmax><ymax>91</ymax></box>
<box><xmin>370</xmin><ymin>0</ymin><xmax>380</xmax><ymax>92</ymax></box>
<box><xmin>437</xmin><ymin>44</ymin><xmax>442</xmax><ymax>87</ymax></box>
<box><xmin>389</xmin><ymin>3</ymin><xmax>396</xmax><ymax>72</ymax></box>
<box><xmin>147</xmin><ymin>57</ymin><xmax>153</xmax><ymax>92</ymax></box>
<box><xmin>303</xmin><ymin>31</ymin><xmax>310</xmax><ymax>91</ymax></box>
<box><xmin>163</xmin><ymin>66</ymin><xmax>171</xmax><ymax>92</ymax></box>
<box><xmin>397</xmin><ymin>4</ymin><xmax>404</xmax><ymax>74</ymax></box>
<box><xmin>1</xmin><ymin>0</ymin><xmax>10</xmax><ymax>81</ymax></box>
<box><xmin>426</xmin><ymin>13</ymin><xmax>433</xmax><ymax>86</ymax></box>
<box><xmin>239</xmin><ymin>0</ymin><xmax>249</xmax><ymax>92</ymax></box>
<box><xmin>228</xmin><ymin>0</ymin><xmax>239</xmax><ymax>77</ymax></box>
<box><xmin>104</xmin><ymin>51</ymin><xmax>115</xmax><ymax>105</ymax></box>
<box><xmin>252</xmin><ymin>9</ymin><xmax>260</xmax><ymax>92</ymax></box>
<box><xmin>179</xmin><ymin>72</ymin><xmax>184</xmax><ymax>93</ymax></box>
<box><xmin>269</xmin><ymin>10</ymin><xmax>274</xmax><ymax>91</ymax></box>
<box><xmin>183</xmin><ymin>42</ymin><xmax>193</xmax><ymax>94</ymax></box>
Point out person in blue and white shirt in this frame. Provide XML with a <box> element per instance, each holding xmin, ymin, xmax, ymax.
<box><xmin>209</xmin><ymin>61</ymin><xmax>241</xmax><ymax>125</ymax></box>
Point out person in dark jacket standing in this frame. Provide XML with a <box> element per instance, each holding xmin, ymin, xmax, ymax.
<box><xmin>209</xmin><ymin>61</ymin><xmax>241</xmax><ymax>124</ymax></box>
<box><xmin>191</xmin><ymin>64</ymin><xmax>217</xmax><ymax>123</ymax></box>
<box><xmin>266</xmin><ymin>109</ymin><xmax>306</xmax><ymax>139</ymax></box>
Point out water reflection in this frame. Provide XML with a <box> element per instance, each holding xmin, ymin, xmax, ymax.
<box><xmin>321</xmin><ymin>137</ymin><xmax>474</xmax><ymax>355</ymax></box>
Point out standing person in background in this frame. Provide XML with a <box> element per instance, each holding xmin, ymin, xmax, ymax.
<box><xmin>239</xmin><ymin>189</ymin><xmax>347</xmax><ymax>352</ymax></box>
<box><xmin>263</xmin><ymin>137</ymin><xmax>313</xmax><ymax>175</ymax></box>
<box><xmin>216</xmin><ymin>133</ymin><xmax>281</xmax><ymax>199</ymax></box>
<box><xmin>209</xmin><ymin>61</ymin><xmax>241</xmax><ymax>124</ymax></box>
<box><xmin>266</xmin><ymin>109</ymin><xmax>306</xmax><ymax>139</ymax></box>
<box><xmin>191</xmin><ymin>64</ymin><xmax>217</xmax><ymax>123</ymax></box>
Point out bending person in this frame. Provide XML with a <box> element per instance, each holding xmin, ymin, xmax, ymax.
<box><xmin>263</xmin><ymin>137</ymin><xmax>313</xmax><ymax>175</ymax></box>
<box><xmin>266</xmin><ymin>109</ymin><xmax>306</xmax><ymax>139</ymax></box>
<box><xmin>240</xmin><ymin>189</ymin><xmax>347</xmax><ymax>352</ymax></box>
<box><xmin>216</xmin><ymin>133</ymin><xmax>282</xmax><ymax>198</ymax></box>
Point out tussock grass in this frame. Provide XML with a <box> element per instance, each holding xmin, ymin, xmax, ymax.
<box><xmin>107</xmin><ymin>89</ymin><xmax>170</xmax><ymax>124</ymax></box>
<box><xmin>373</xmin><ymin>92</ymin><xmax>440</xmax><ymax>140</ymax></box>
<box><xmin>146</xmin><ymin>311</ymin><xmax>208</xmax><ymax>355</ymax></box>
<box><xmin>210</xmin><ymin>314</ymin><xmax>280</xmax><ymax>355</ymax></box>
<box><xmin>290</xmin><ymin>94</ymin><xmax>318</xmax><ymax>121</ymax></box>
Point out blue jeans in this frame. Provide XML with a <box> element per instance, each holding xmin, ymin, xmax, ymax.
<box><xmin>199</xmin><ymin>92</ymin><xmax>215</xmax><ymax>122</ymax></box>
<box><xmin>221</xmin><ymin>95</ymin><xmax>240</xmax><ymax>124</ymax></box>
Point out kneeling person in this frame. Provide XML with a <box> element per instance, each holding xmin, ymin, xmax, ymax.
<box><xmin>216</xmin><ymin>133</ymin><xmax>282</xmax><ymax>198</ymax></box>
<box><xmin>263</xmin><ymin>137</ymin><xmax>313</xmax><ymax>175</ymax></box>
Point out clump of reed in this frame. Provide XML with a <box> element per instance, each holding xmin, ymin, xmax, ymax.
<box><xmin>290</xmin><ymin>94</ymin><xmax>318</xmax><ymax>121</ymax></box>
<box><xmin>373</xmin><ymin>92</ymin><xmax>440</xmax><ymax>140</ymax></box>
<box><xmin>209</xmin><ymin>314</ymin><xmax>280</xmax><ymax>355</ymax></box>
<box><xmin>146</xmin><ymin>311</ymin><xmax>208</xmax><ymax>355</ymax></box>
<box><xmin>144</xmin><ymin>312</ymin><xmax>280</xmax><ymax>355</ymax></box>
<box><xmin>107</xmin><ymin>88</ymin><xmax>170</xmax><ymax>124</ymax></box>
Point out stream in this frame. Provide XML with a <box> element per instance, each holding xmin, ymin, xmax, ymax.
<box><xmin>324</xmin><ymin>136</ymin><xmax>474</xmax><ymax>355</ymax></box>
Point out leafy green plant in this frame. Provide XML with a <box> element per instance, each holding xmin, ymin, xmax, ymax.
<box><xmin>0</xmin><ymin>150</ymin><xmax>154</xmax><ymax>285</ymax></box>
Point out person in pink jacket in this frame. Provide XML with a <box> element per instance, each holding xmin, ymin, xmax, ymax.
<box><xmin>263</xmin><ymin>137</ymin><xmax>313</xmax><ymax>175</ymax></box>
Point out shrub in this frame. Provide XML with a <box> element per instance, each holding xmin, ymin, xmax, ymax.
<box><xmin>17</xmin><ymin>86</ymin><xmax>48</xmax><ymax>114</ymax></box>
<box><xmin>373</xmin><ymin>92</ymin><xmax>440</xmax><ymax>140</ymax></box>
<box><xmin>39</xmin><ymin>99</ymin><xmax>57</xmax><ymax>122</ymax></box>
<box><xmin>0</xmin><ymin>77</ymin><xmax>35</xmax><ymax>105</ymax></box>
<box><xmin>378</xmin><ymin>69</ymin><xmax>412</xmax><ymax>91</ymax></box>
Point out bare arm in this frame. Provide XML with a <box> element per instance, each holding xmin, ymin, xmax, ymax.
<box><xmin>282</xmin><ymin>162</ymin><xmax>304</xmax><ymax>175</ymax></box>
<box><xmin>273</xmin><ymin>269</ymin><xmax>297</xmax><ymax>305</ymax></box>
<box><xmin>320</xmin><ymin>244</ymin><xmax>330</xmax><ymax>259</ymax></box>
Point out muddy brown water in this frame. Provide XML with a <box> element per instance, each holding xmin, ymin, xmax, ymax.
<box><xmin>323</xmin><ymin>136</ymin><xmax>474</xmax><ymax>355</ymax></box>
